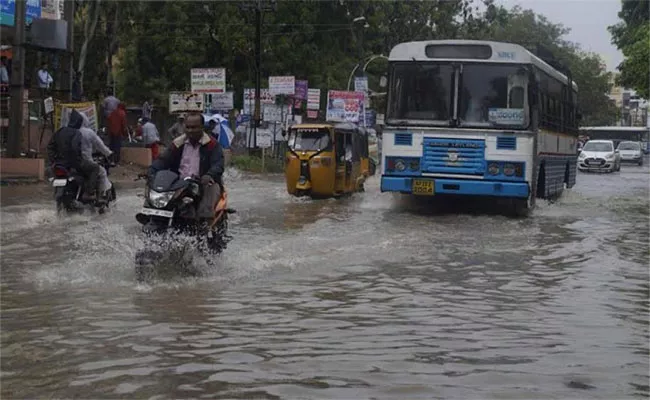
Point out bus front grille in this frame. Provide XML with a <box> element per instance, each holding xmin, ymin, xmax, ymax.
<box><xmin>422</xmin><ymin>138</ymin><xmax>486</xmax><ymax>176</ymax></box>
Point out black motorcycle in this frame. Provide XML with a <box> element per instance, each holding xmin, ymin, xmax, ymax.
<box><xmin>134</xmin><ymin>170</ymin><xmax>234</xmax><ymax>281</ymax></box>
<box><xmin>50</xmin><ymin>154</ymin><xmax>116</xmax><ymax>214</ymax></box>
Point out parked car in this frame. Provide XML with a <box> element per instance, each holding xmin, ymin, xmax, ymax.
<box><xmin>617</xmin><ymin>141</ymin><xmax>644</xmax><ymax>166</ymax></box>
<box><xmin>578</xmin><ymin>140</ymin><xmax>621</xmax><ymax>173</ymax></box>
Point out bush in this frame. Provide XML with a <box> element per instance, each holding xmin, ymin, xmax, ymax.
<box><xmin>231</xmin><ymin>154</ymin><xmax>284</xmax><ymax>174</ymax></box>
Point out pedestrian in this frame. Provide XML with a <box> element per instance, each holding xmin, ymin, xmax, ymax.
<box><xmin>0</xmin><ymin>56</ymin><xmax>9</xmax><ymax>85</ymax></box>
<box><xmin>37</xmin><ymin>62</ymin><xmax>53</xmax><ymax>96</ymax></box>
<box><xmin>106</xmin><ymin>103</ymin><xmax>128</xmax><ymax>164</ymax></box>
<box><xmin>139</xmin><ymin>117</ymin><xmax>161</xmax><ymax>161</ymax></box>
<box><xmin>142</xmin><ymin>99</ymin><xmax>153</xmax><ymax>120</ymax></box>
<box><xmin>167</xmin><ymin>114</ymin><xmax>185</xmax><ymax>144</ymax></box>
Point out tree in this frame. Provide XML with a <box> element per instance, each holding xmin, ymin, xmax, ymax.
<box><xmin>75</xmin><ymin>0</ymin><xmax>102</xmax><ymax>95</ymax></box>
<box><xmin>609</xmin><ymin>0</ymin><xmax>650</xmax><ymax>99</ymax></box>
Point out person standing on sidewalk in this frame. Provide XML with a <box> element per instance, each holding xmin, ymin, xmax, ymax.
<box><xmin>106</xmin><ymin>103</ymin><xmax>128</xmax><ymax>164</ymax></box>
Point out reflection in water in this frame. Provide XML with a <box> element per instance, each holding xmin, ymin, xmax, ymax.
<box><xmin>1</xmin><ymin>169</ymin><xmax>648</xmax><ymax>399</ymax></box>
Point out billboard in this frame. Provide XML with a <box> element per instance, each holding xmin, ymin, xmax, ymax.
<box><xmin>326</xmin><ymin>90</ymin><xmax>365</xmax><ymax>123</ymax></box>
<box><xmin>0</xmin><ymin>0</ymin><xmax>41</xmax><ymax>27</ymax></box>
<box><xmin>191</xmin><ymin>68</ymin><xmax>226</xmax><ymax>93</ymax></box>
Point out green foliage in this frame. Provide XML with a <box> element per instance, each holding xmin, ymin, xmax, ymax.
<box><xmin>231</xmin><ymin>154</ymin><xmax>284</xmax><ymax>174</ymax></box>
<box><xmin>71</xmin><ymin>0</ymin><xmax>618</xmax><ymax>126</ymax></box>
<box><xmin>609</xmin><ymin>1</ymin><xmax>650</xmax><ymax>99</ymax></box>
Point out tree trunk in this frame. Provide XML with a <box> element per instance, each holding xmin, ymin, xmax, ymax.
<box><xmin>77</xmin><ymin>0</ymin><xmax>102</xmax><ymax>95</ymax></box>
<box><xmin>106</xmin><ymin>2</ymin><xmax>119</xmax><ymax>94</ymax></box>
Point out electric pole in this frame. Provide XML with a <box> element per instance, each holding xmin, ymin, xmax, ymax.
<box><xmin>240</xmin><ymin>0</ymin><xmax>275</xmax><ymax>150</ymax></box>
<box><xmin>8</xmin><ymin>0</ymin><xmax>27</xmax><ymax>158</ymax></box>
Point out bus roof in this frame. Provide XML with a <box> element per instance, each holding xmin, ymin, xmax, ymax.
<box><xmin>389</xmin><ymin>40</ymin><xmax>578</xmax><ymax>91</ymax></box>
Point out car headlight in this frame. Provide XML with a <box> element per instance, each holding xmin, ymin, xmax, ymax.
<box><xmin>488</xmin><ymin>162</ymin><xmax>500</xmax><ymax>175</ymax></box>
<box><xmin>148</xmin><ymin>190</ymin><xmax>175</xmax><ymax>208</ymax></box>
<box><xmin>606</xmin><ymin>153</ymin><xmax>615</xmax><ymax>160</ymax></box>
<box><xmin>579</xmin><ymin>152</ymin><xmax>586</xmax><ymax>159</ymax></box>
<box><xmin>395</xmin><ymin>159</ymin><xmax>406</xmax><ymax>171</ymax></box>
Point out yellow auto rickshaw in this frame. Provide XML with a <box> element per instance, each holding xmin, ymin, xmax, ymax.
<box><xmin>285</xmin><ymin>122</ymin><xmax>370</xmax><ymax>198</ymax></box>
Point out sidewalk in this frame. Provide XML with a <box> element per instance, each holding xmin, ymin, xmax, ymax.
<box><xmin>0</xmin><ymin>162</ymin><xmax>147</xmax><ymax>186</ymax></box>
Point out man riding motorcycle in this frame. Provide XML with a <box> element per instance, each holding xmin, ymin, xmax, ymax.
<box><xmin>80</xmin><ymin>112</ymin><xmax>113</xmax><ymax>198</ymax></box>
<box><xmin>149</xmin><ymin>112</ymin><xmax>224</xmax><ymax>222</ymax></box>
<box><xmin>47</xmin><ymin>109</ymin><xmax>99</xmax><ymax>201</ymax></box>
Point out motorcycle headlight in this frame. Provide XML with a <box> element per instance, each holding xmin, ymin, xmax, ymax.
<box><xmin>148</xmin><ymin>190</ymin><xmax>175</xmax><ymax>208</ymax></box>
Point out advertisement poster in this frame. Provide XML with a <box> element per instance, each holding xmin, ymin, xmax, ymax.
<box><xmin>307</xmin><ymin>88</ymin><xmax>321</xmax><ymax>111</ymax></box>
<box><xmin>292</xmin><ymin>80</ymin><xmax>308</xmax><ymax>109</ymax></box>
<box><xmin>0</xmin><ymin>0</ymin><xmax>41</xmax><ymax>27</ymax></box>
<box><xmin>56</xmin><ymin>102</ymin><xmax>97</xmax><ymax>131</ymax></box>
<box><xmin>190</xmin><ymin>68</ymin><xmax>226</xmax><ymax>93</ymax></box>
<box><xmin>40</xmin><ymin>0</ymin><xmax>60</xmax><ymax>19</ymax></box>
<box><xmin>169</xmin><ymin>92</ymin><xmax>204</xmax><ymax>113</ymax></box>
<box><xmin>269</xmin><ymin>76</ymin><xmax>295</xmax><ymax>95</ymax></box>
<box><xmin>326</xmin><ymin>90</ymin><xmax>365</xmax><ymax>123</ymax></box>
<box><xmin>354</xmin><ymin>77</ymin><xmax>368</xmax><ymax>93</ymax></box>
<box><xmin>243</xmin><ymin>88</ymin><xmax>275</xmax><ymax>116</ymax></box>
<box><xmin>364</xmin><ymin>109</ymin><xmax>376</xmax><ymax>128</ymax></box>
<box><xmin>209</xmin><ymin>92</ymin><xmax>234</xmax><ymax>110</ymax></box>
<box><xmin>263</xmin><ymin>104</ymin><xmax>291</xmax><ymax>123</ymax></box>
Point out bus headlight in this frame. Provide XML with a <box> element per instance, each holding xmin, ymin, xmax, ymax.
<box><xmin>503</xmin><ymin>163</ymin><xmax>515</xmax><ymax>176</ymax></box>
<box><xmin>395</xmin><ymin>159</ymin><xmax>406</xmax><ymax>171</ymax></box>
<box><xmin>409</xmin><ymin>159</ymin><xmax>420</xmax><ymax>171</ymax></box>
<box><xmin>488</xmin><ymin>163</ymin><xmax>500</xmax><ymax>175</ymax></box>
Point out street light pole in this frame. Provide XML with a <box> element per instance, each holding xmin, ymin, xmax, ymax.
<box><xmin>254</xmin><ymin>0</ymin><xmax>261</xmax><ymax>149</ymax></box>
<box><xmin>240</xmin><ymin>0</ymin><xmax>275</xmax><ymax>151</ymax></box>
<box><xmin>8</xmin><ymin>0</ymin><xmax>27</xmax><ymax>158</ymax></box>
<box><xmin>346</xmin><ymin>54</ymin><xmax>388</xmax><ymax>91</ymax></box>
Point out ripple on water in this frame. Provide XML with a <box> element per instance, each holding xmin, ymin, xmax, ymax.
<box><xmin>1</xmin><ymin>171</ymin><xmax>648</xmax><ymax>399</ymax></box>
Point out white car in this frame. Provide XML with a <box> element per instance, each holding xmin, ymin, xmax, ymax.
<box><xmin>578</xmin><ymin>140</ymin><xmax>621</xmax><ymax>173</ymax></box>
<box><xmin>617</xmin><ymin>141</ymin><xmax>644</xmax><ymax>166</ymax></box>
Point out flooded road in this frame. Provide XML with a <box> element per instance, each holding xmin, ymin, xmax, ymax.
<box><xmin>1</xmin><ymin>166</ymin><xmax>648</xmax><ymax>399</ymax></box>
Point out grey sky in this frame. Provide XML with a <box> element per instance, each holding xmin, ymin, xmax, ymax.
<box><xmin>497</xmin><ymin>0</ymin><xmax>624</xmax><ymax>72</ymax></box>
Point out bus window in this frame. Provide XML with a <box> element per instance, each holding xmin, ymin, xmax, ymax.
<box><xmin>459</xmin><ymin>65</ymin><xmax>530</xmax><ymax>128</ymax></box>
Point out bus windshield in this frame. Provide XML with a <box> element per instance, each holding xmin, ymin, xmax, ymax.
<box><xmin>387</xmin><ymin>62</ymin><xmax>531</xmax><ymax>129</ymax></box>
<box><xmin>288</xmin><ymin>128</ymin><xmax>331</xmax><ymax>151</ymax></box>
<box><xmin>387</xmin><ymin>62</ymin><xmax>454</xmax><ymax>125</ymax></box>
<box><xmin>459</xmin><ymin>64</ymin><xmax>530</xmax><ymax>129</ymax></box>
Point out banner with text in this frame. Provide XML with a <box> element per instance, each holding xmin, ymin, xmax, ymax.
<box><xmin>326</xmin><ymin>90</ymin><xmax>365</xmax><ymax>123</ymax></box>
<box><xmin>269</xmin><ymin>76</ymin><xmax>295</xmax><ymax>95</ymax></box>
<box><xmin>169</xmin><ymin>92</ymin><xmax>204</xmax><ymax>113</ymax></box>
<box><xmin>307</xmin><ymin>88</ymin><xmax>321</xmax><ymax>110</ymax></box>
<box><xmin>56</xmin><ymin>101</ymin><xmax>97</xmax><ymax>132</ymax></box>
<box><xmin>243</xmin><ymin>88</ymin><xmax>276</xmax><ymax>116</ymax></box>
<box><xmin>191</xmin><ymin>68</ymin><xmax>226</xmax><ymax>93</ymax></box>
<box><xmin>208</xmin><ymin>92</ymin><xmax>234</xmax><ymax>110</ymax></box>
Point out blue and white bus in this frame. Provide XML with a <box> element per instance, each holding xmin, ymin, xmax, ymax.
<box><xmin>380</xmin><ymin>40</ymin><xmax>580</xmax><ymax>215</ymax></box>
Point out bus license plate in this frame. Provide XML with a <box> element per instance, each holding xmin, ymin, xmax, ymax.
<box><xmin>412</xmin><ymin>179</ymin><xmax>434</xmax><ymax>196</ymax></box>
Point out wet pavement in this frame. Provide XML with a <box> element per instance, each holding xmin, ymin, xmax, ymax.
<box><xmin>1</xmin><ymin>165</ymin><xmax>648</xmax><ymax>399</ymax></box>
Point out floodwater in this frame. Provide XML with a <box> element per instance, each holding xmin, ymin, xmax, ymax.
<box><xmin>1</xmin><ymin>165</ymin><xmax>648</xmax><ymax>399</ymax></box>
